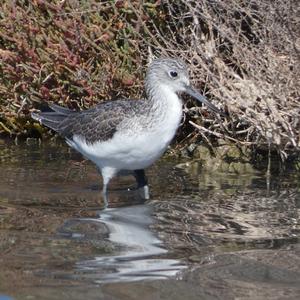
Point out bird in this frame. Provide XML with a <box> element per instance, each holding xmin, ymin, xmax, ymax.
<box><xmin>32</xmin><ymin>58</ymin><xmax>224</xmax><ymax>208</ymax></box>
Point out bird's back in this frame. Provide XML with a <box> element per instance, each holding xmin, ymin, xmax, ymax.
<box><xmin>32</xmin><ymin>100</ymin><xmax>149</xmax><ymax>144</ymax></box>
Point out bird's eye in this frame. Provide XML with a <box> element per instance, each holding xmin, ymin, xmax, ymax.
<box><xmin>169</xmin><ymin>71</ymin><xmax>178</xmax><ymax>78</ymax></box>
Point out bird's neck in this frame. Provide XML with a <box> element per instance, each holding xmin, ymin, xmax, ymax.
<box><xmin>144</xmin><ymin>81</ymin><xmax>183</xmax><ymax>136</ymax></box>
<box><xmin>145</xmin><ymin>80</ymin><xmax>182</xmax><ymax>114</ymax></box>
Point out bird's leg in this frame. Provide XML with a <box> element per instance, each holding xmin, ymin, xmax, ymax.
<box><xmin>101</xmin><ymin>183</ymin><xmax>108</xmax><ymax>209</ymax></box>
<box><xmin>133</xmin><ymin>169</ymin><xmax>150</xmax><ymax>200</ymax></box>
<box><xmin>101</xmin><ymin>167</ymin><xmax>117</xmax><ymax>209</ymax></box>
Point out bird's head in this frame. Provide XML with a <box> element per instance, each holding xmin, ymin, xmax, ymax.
<box><xmin>146</xmin><ymin>58</ymin><xmax>225</xmax><ymax>116</ymax></box>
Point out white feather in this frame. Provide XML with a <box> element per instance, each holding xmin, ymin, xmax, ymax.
<box><xmin>69</xmin><ymin>85</ymin><xmax>183</xmax><ymax>172</ymax></box>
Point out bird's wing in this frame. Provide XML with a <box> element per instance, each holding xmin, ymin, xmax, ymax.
<box><xmin>32</xmin><ymin>100</ymin><xmax>141</xmax><ymax>144</ymax></box>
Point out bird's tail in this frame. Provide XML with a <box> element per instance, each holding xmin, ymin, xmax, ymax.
<box><xmin>31</xmin><ymin>103</ymin><xmax>76</xmax><ymax>132</ymax></box>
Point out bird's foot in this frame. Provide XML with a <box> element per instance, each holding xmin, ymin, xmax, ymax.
<box><xmin>126</xmin><ymin>184</ymin><xmax>150</xmax><ymax>200</ymax></box>
<box><xmin>139</xmin><ymin>185</ymin><xmax>150</xmax><ymax>200</ymax></box>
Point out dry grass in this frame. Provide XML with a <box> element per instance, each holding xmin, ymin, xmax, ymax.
<box><xmin>147</xmin><ymin>0</ymin><xmax>300</xmax><ymax>159</ymax></box>
<box><xmin>0</xmin><ymin>0</ymin><xmax>299</xmax><ymax>159</ymax></box>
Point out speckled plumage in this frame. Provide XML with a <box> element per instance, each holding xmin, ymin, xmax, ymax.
<box><xmin>59</xmin><ymin>100</ymin><xmax>152</xmax><ymax>143</ymax></box>
<box><xmin>32</xmin><ymin>58</ymin><xmax>224</xmax><ymax>208</ymax></box>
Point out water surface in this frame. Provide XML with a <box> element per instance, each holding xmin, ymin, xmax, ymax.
<box><xmin>0</xmin><ymin>141</ymin><xmax>300</xmax><ymax>299</ymax></box>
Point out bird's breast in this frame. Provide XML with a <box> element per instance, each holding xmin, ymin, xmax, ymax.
<box><xmin>69</xmin><ymin>91</ymin><xmax>183</xmax><ymax>170</ymax></box>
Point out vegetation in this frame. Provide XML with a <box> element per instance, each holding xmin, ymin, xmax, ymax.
<box><xmin>0</xmin><ymin>0</ymin><xmax>299</xmax><ymax>160</ymax></box>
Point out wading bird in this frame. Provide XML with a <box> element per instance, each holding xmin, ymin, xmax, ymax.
<box><xmin>32</xmin><ymin>58</ymin><xmax>224</xmax><ymax>208</ymax></box>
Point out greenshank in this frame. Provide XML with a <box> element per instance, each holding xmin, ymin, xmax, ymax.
<box><xmin>32</xmin><ymin>58</ymin><xmax>224</xmax><ymax>207</ymax></box>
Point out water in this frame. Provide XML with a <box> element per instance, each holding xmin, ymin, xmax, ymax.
<box><xmin>0</xmin><ymin>140</ymin><xmax>300</xmax><ymax>299</ymax></box>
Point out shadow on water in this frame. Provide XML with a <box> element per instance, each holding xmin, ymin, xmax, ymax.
<box><xmin>0</xmin><ymin>140</ymin><xmax>300</xmax><ymax>299</ymax></box>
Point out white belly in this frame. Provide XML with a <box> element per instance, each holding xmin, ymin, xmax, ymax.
<box><xmin>68</xmin><ymin>87</ymin><xmax>183</xmax><ymax>171</ymax></box>
<box><xmin>70</xmin><ymin>119</ymin><xmax>180</xmax><ymax>170</ymax></box>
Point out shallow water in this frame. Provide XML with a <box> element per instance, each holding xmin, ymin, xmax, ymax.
<box><xmin>0</xmin><ymin>140</ymin><xmax>300</xmax><ymax>299</ymax></box>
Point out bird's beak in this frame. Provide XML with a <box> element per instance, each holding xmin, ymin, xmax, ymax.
<box><xmin>185</xmin><ymin>85</ymin><xmax>226</xmax><ymax>117</ymax></box>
